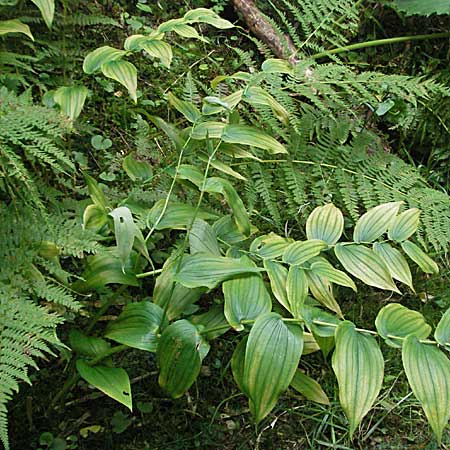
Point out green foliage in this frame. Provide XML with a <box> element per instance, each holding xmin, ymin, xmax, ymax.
<box><xmin>0</xmin><ymin>88</ymin><xmax>73</xmax><ymax>206</ymax></box>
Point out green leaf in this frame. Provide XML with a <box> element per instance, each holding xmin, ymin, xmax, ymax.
<box><xmin>388</xmin><ymin>208</ymin><xmax>420</xmax><ymax>242</ymax></box>
<box><xmin>213</xmin><ymin>215</ymin><xmax>248</xmax><ymax>245</ymax></box>
<box><xmin>174</xmin><ymin>253</ymin><xmax>263</xmax><ymax>289</ymax></box>
<box><xmin>190</xmin><ymin>121</ymin><xmax>226</xmax><ymax>139</ymax></box>
<box><xmin>122</xmin><ymin>153</ymin><xmax>153</xmax><ymax>181</ymax></box>
<box><xmin>435</xmin><ymin>307</ymin><xmax>450</xmax><ymax>349</ymax></box>
<box><xmin>202</xmin><ymin>157</ymin><xmax>247</xmax><ymax>181</ymax></box>
<box><xmin>393</xmin><ymin>0</ymin><xmax>450</xmax><ymax>16</ymax></box>
<box><xmin>261</xmin><ymin>58</ymin><xmax>293</xmax><ymax>74</ymax></box>
<box><xmin>306</xmin><ymin>204</ymin><xmax>343</xmax><ymax>245</ymax></box>
<box><xmin>222</xmin><ymin>124</ymin><xmax>287</xmax><ymax>154</ymax></box>
<box><xmin>263</xmin><ymin>259</ymin><xmax>290</xmax><ymax>311</ymax></box>
<box><xmin>353</xmin><ymin>202</ymin><xmax>402</xmax><ymax>243</ymax></box>
<box><xmin>76</xmin><ymin>360</ymin><xmax>132</xmax><ymax>411</ymax></box>
<box><xmin>83</xmin><ymin>204</ymin><xmax>108</xmax><ymax>232</ymax></box>
<box><xmin>153</xmin><ymin>254</ymin><xmax>205</xmax><ymax>321</ymax></box>
<box><xmin>402</xmin><ymin>336</ymin><xmax>450</xmax><ymax>445</ymax></box>
<box><xmin>282</xmin><ymin>239</ymin><xmax>328</xmax><ymax>266</ymax></box>
<box><xmin>373</xmin><ymin>242</ymin><xmax>413</xmax><ymax>290</ymax></box>
<box><xmin>223</xmin><ymin>256</ymin><xmax>272</xmax><ymax>331</ymax></box>
<box><xmin>306</xmin><ymin>270</ymin><xmax>343</xmax><ymax>317</ymax></box>
<box><xmin>202</xmin><ymin>90</ymin><xmax>243</xmax><ymax>115</ymax></box>
<box><xmin>250</xmin><ymin>233</ymin><xmax>294</xmax><ymax>259</ymax></box>
<box><xmin>231</xmin><ymin>336</ymin><xmax>248</xmax><ymax>394</ymax></box>
<box><xmin>149</xmin><ymin>115</ymin><xmax>185</xmax><ymax>150</ymax></box>
<box><xmin>73</xmin><ymin>251</ymin><xmax>139</xmax><ymax>292</ymax></box>
<box><xmin>189</xmin><ymin>219</ymin><xmax>221</xmax><ymax>256</ymax></box>
<box><xmin>334</xmin><ymin>244</ymin><xmax>400</xmax><ymax>293</ymax></box>
<box><xmin>157</xmin><ymin>320</ymin><xmax>209</xmax><ymax>398</ymax></box>
<box><xmin>147</xmin><ymin>200</ymin><xmax>218</xmax><ymax>230</ymax></box>
<box><xmin>69</xmin><ymin>330</ymin><xmax>111</xmax><ymax>358</ymax></box>
<box><xmin>203</xmin><ymin>177</ymin><xmax>251</xmax><ymax>236</ymax></box>
<box><xmin>401</xmin><ymin>241</ymin><xmax>439</xmax><ymax>274</ymax></box>
<box><xmin>109</xmin><ymin>207</ymin><xmax>139</xmax><ymax>272</ymax></box>
<box><xmin>105</xmin><ymin>302</ymin><xmax>166</xmax><ymax>352</ymax></box>
<box><xmin>53</xmin><ymin>86</ymin><xmax>88</xmax><ymax>121</ymax></box>
<box><xmin>83</xmin><ymin>46</ymin><xmax>126</xmax><ymax>74</ymax></box>
<box><xmin>30</xmin><ymin>0</ymin><xmax>54</xmax><ymax>28</ymax></box>
<box><xmin>375</xmin><ymin>303</ymin><xmax>431</xmax><ymax>348</ymax></box>
<box><xmin>167</xmin><ymin>92</ymin><xmax>201</xmax><ymax>123</ymax></box>
<box><xmin>290</xmin><ymin>370</ymin><xmax>330</xmax><ymax>406</ymax></box>
<box><xmin>332</xmin><ymin>321</ymin><xmax>384</xmax><ymax>438</ymax></box>
<box><xmin>190</xmin><ymin>305</ymin><xmax>230</xmax><ymax>340</ymax></box>
<box><xmin>286</xmin><ymin>266</ymin><xmax>308</xmax><ymax>318</ymax></box>
<box><xmin>300</xmin><ymin>305</ymin><xmax>341</xmax><ymax>338</ymax></box>
<box><xmin>243</xmin><ymin>313</ymin><xmax>303</xmax><ymax>422</ymax></box>
<box><xmin>309</xmin><ymin>258</ymin><xmax>357</xmax><ymax>291</ymax></box>
<box><xmin>243</xmin><ymin>86</ymin><xmax>289</xmax><ymax>124</ymax></box>
<box><xmin>123</xmin><ymin>34</ymin><xmax>148</xmax><ymax>51</ymax></box>
<box><xmin>170</xmin><ymin>23</ymin><xmax>208</xmax><ymax>42</ymax></box>
<box><xmin>184</xmin><ymin>8</ymin><xmax>234</xmax><ymax>29</ymax></box>
<box><xmin>140</xmin><ymin>39</ymin><xmax>173</xmax><ymax>68</ymax></box>
<box><xmin>101</xmin><ymin>60</ymin><xmax>138</xmax><ymax>103</ymax></box>
<box><xmin>84</xmin><ymin>173</ymin><xmax>108</xmax><ymax>210</ymax></box>
<box><xmin>0</xmin><ymin>19</ymin><xmax>33</xmax><ymax>40</ymax></box>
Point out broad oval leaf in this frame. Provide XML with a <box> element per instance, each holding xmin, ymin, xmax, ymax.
<box><xmin>375</xmin><ymin>303</ymin><xmax>431</xmax><ymax>348</ymax></box>
<box><xmin>434</xmin><ymin>307</ymin><xmax>450</xmax><ymax>349</ymax></box>
<box><xmin>231</xmin><ymin>336</ymin><xmax>248</xmax><ymax>394</ymax></box>
<box><xmin>83</xmin><ymin>204</ymin><xmax>108</xmax><ymax>232</ymax></box>
<box><xmin>183</xmin><ymin>8</ymin><xmax>234</xmax><ymax>29</ymax></box>
<box><xmin>105</xmin><ymin>302</ymin><xmax>166</xmax><ymax>352</ymax></box>
<box><xmin>244</xmin><ymin>313</ymin><xmax>303</xmax><ymax>422</ymax></box>
<box><xmin>402</xmin><ymin>336</ymin><xmax>450</xmax><ymax>445</ymax></box>
<box><xmin>261</xmin><ymin>58</ymin><xmax>293</xmax><ymax>74</ymax></box>
<box><xmin>147</xmin><ymin>200</ymin><xmax>218</xmax><ymax>230</ymax></box>
<box><xmin>286</xmin><ymin>266</ymin><xmax>308</xmax><ymax>318</ymax></box>
<box><xmin>332</xmin><ymin>321</ymin><xmax>384</xmax><ymax>438</ymax></box>
<box><xmin>0</xmin><ymin>19</ymin><xmax>33</xmax><ymax>40</ymax></box>
<box><xmin>306</xmin><ymin>204</ymin><xmax>343</xmax><ymax>245</ymax></box>
<box><xmin>282</xmin><ymin>240</ymin><xmax>328</xmax><ymax>266</ymax></box>
<box><xmin>290</xmin><ymin>370</ymin><xmax>330</xmax><ymax>406</ymax></box>
<box><xmin>310</xmin><ymin>258</ymin><xmax>356</xmax><ymax>291</ymax></box>
<box><xmin>69</xmin><ymin>330</ymin><xmax>110</xmax><ymax>358</ymax></box>
<box><xmin>401</xmin><ymin>241</ymin><xmax>439</xmax><ymax>274</ymax></box>
<box><xmin>222</xmin><ymin>124</ymin><xmax>287</xmax><ymax>154</ymax></box>
<box><xmin>300</xmin><ymin>305</ymin><xmax>341</xmax><ymax>338</ymax></box>
<box><xmin>109</xmin><ymin>206</ymin><xmax>138</xmax><ymax>272</ymax></box>
<box><xmin>140</xmin><ymin>39</ymin><xmax>173</xmax><ymax>68</ymax></box>
<box><xmin>167</xmin><ymin>92</ymin><xmax>201</xmax><ymax>123</ymax></box>
<box><xmin>250</xmin><ymin>233</ymin><xmax>293</xmax><ymax>259</ymax></box>
<box><xmin>83</xmin><ymin>46</ymin><xmax>126</xmax><ymax>74</ymax></box>
<box><xmin>388</xmin><ymin>208</ymin><xmax>420</xmax><ymax>242</ymax></box>
<box><xmin>174</xmin><ymin>253</ymin><xmax>263</xmax><ymax>289</ymax></box>
<box><xmin>190</xmin><ymin>121</ymin><xmax>226</xmax><ymax>139</ymax></box>
<box><xmin>334</xmin><ymin>244</ymin><xmax>400</xmax><ymax>293</ymax></box>
<box><xmin>122</xmin><ymin>153</ymin><xmax>153</xmax><ymax>181</ymax></box>
<box><xmin>72</xmin><ymin>251</ymin><xmax>139</xmax><ymax>292</ymax></box>
<box><xmin>76</xmin><ymin>360</ymin><xmax>132</xmax><ymax>411</ymax></box>
<box><xmin>153</xmin><ymin>253</ymin><xmax>205</xmax><ymax>321</ymax></box>
<box><xmin>306</xmin><ymin>270</ymin><xmax>343</xmax><ymax>317</ymax></box>
<box><xmin>223</xmin><ymin>256</ymin><xmax>271</xmax><ymax>330</ymax></box>
<box><xmin>263</xmin><ymin>259</ymin><xmax>289</xmax><ymax>311</ymax></box>
<box><xmin>84</xmin><ymin>172</ymin><xmax>108</xmax><ymax>211</ymax></box>
<box><xmin>189</xmin><ymin>219</ymin><xmax>221</xmax><ymax>256</ymax></box>
<box><xmin>123</xmin><ymin>34</ymin><xmax>148</xmax><ymax>51</ymax></box>
<box><xmin>394</xmin><ymin>0</ymin><xmax>450</xmax><ymax>16</ymax></box>
<box><xmin>30</xmin><ymin>0</ymin><xmax>54</xmax><ymax>28</ymax></box>
<box><xmin>373</xmin><ymin>242</ymin><xmax>413</xmax><ymax>290</ymax></box>
<box><xmin>157</xmin><ymin>320</ymin><xmax>208</xmax><ymax>398</ymax></box>
<box><xmin>101</xmin><ymin>60</ymin><xmax>138</xmax><ymax>103</ymax></box>
<box><xmin>203</xmin><ymin>177</ymin><xmax>251</xmax><ymax>236</ymax></box>
<box><xmin>53</xmin><ymin>86</ymin><xmax>88</xmax><ymax>121</ymax></box>
<box><xmin>353</xmin><ymin>202</ymin><xmax>402</xmax><ymax>243</ymax></box>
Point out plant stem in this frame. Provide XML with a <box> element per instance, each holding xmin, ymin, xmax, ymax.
<box><xmin>312</xmin><ymin>32</ymin><xmax>450</xmax><ymax>60</ymax></box>
<box><xmin>136</xmin><ymin>268</ymin><xmax>163</xmax><ymax>279</ymax></box>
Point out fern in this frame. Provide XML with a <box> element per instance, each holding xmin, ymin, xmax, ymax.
<box><xmin>243</xmin><ymin>116</ymin><xmax>450</xmax><ymax>251</ymax></box>
<box><xmin>0</xmin><ymin>88</ymin><xmax>73</xmax><ymax>206</ymax></box>
<box><xmin>0</xmin><ymin>284</ymin><xmax>62</xmax><ymax>450</ymax></box>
